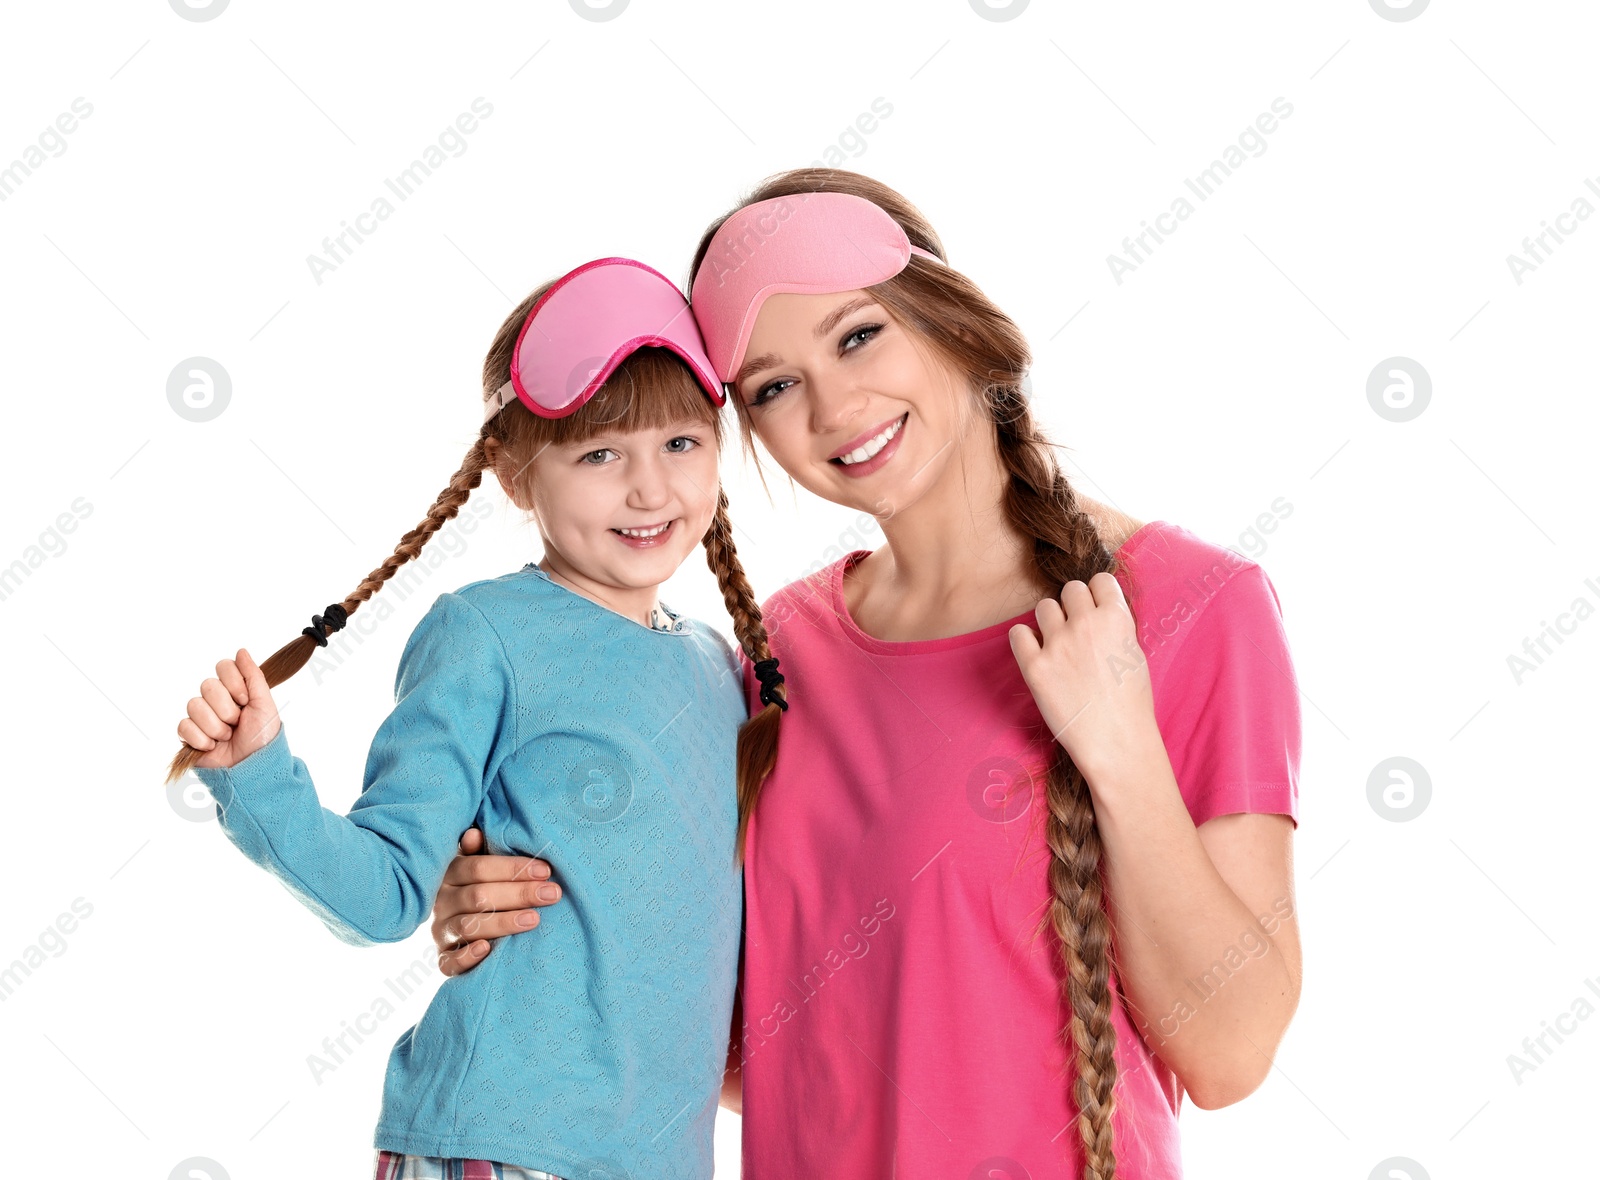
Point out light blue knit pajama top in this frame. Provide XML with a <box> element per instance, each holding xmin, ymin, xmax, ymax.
<box><xmin>195</xmin><ymin>564</ymin><xmax>747</xmax><ymax>1179</ymax></box>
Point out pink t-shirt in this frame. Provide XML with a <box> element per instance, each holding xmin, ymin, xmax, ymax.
<box><xmin>735</xmin><ymin>520</ymin><xmax>1302</xmax><ymax>1179</ymax></box>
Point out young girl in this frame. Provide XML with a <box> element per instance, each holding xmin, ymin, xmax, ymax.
<box><xmin>169</xmin><ymin>257</ymin><xmax>788</xmax><ymax>1180</ymax></box>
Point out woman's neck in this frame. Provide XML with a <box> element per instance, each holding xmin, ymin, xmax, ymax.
<box><xmin>846</xmin><ymin>432</ymin><xmax>1142</xmax><ymax>643</ymax></box>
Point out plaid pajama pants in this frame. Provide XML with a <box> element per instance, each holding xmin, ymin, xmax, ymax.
<box><xmin>372</xmin><ymin>1150</ymin><xmax>565</xmax><ymax>1180</ymax></box>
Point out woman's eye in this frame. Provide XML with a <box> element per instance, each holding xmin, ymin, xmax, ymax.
<box><xmin>750</xmin><ymin>378</ymin><xmax>793</xmax><ymax>407</ymax></box>
<box><xmin>748</xmin><ymin>325</ymin><xmax>881</xmax><ymax>406</ymax></box>
<box><xmin>842</xmin><ymin>323</ymin><xmax>882</xmax><ymax>351</ymax></box>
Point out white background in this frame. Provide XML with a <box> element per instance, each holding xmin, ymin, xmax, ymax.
<box><xmin>1</xmin><ymin>0</ymin><xmax>1595</xmax><ymax>1176</ymax></box>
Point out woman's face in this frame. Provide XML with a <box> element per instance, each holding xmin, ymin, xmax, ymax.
<box><xmin>733</xmin><ymin>290</ymin><xmax>975</xmax><ymax>520</ymax></box>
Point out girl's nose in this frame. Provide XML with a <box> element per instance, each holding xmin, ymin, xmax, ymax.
<box><xmin>627</xmin><ymin>453</ymin><xmax>673</xmax><ymax>507</ymax></box>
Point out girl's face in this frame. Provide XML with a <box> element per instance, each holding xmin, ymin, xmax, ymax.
<box><xmin>732</xmin><ymin>290</ymin><xmax>974</xmax><ymax>520</ymax></box>
<box><xmin>527</xmin><ymin>415</ymin><xmax>721</xmax><ymax>593</ymax></box>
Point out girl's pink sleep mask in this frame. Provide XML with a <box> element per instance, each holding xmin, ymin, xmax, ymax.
<box><xmin>689</xmin><ymin>191</ymin><xmax>944</xmax><ymax>391</ymax></box>
<box><xmin>483</xmin><ymin>257</ymin><xmax>725</xmax><ymax>423</ymax></box>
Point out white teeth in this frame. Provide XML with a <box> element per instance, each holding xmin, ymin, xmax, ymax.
<box><xmin>837</xmin><ymin>415</ymin><xmax>904</xmax><ymax>466</ymax></box>
<box><xmin>616</xmin><ymin>522</ymin><xmax>670</xmax><ymax>538</ymax></box>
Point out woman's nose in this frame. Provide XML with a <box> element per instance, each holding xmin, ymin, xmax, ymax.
<box><xmin>809</xmin><ymin>369</ymin><xmax>869</xmax><ymax>435</ymax></box>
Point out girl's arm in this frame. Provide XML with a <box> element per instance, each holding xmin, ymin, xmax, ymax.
<box><xmin>185</xmin><ymin>592</ymin><xmax>517</xmax><ymax>947</ymax></box>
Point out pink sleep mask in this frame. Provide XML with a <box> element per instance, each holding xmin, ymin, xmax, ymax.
<box><xmin>689</xmin><ymin>191</ymin><xmax>943</xmax><ymax>388</ymax></box>
<box><xmin>483</xmin><ymin>257</ymin><xmax>725</xmax><ymax>423</ymax></box>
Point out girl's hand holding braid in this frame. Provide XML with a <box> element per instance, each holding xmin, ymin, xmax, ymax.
<box><xmin>1008</xmin><ymin>571</ymin><xmax>1162</xmax><ymax>786</ymax></box>
<box><xmin>177</xmin><ymin>650</ymin><xmax>567</xmax><ymax>959</ymax></box>
<box><xmin>176</xmin><ymin>648</ymin><xmax>282</xmax><ymax>771</ymax></box>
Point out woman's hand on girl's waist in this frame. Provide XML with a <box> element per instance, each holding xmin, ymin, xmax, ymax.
<box><xmin>432</xmin><ymin>826</ymin><xmax>561</xmax><ymax>977</ymax></box>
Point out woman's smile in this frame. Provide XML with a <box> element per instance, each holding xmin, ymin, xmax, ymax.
<box><xmin>829</xmin><ymin>411</ymin><xmax>908</xmax><ymax>477</ymax></box>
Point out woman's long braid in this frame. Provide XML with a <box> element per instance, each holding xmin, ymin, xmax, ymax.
<box><xmin>701</xmin><ymin>486</ymin><xmax>785</xmax><ymax>865</ymax></box>
<box><xmin>164</xmin><ymin>438</ymin><xmax>491</xmax><ymax>784</ymax></box>
<box><xmin>991</xmin><ymin>382</ymin><xmax>1123</xmax><ymax>1180</ymax></box>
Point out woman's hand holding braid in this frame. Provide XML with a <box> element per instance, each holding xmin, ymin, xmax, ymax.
<box><xmin>1007</xmin><ymin>571</ymin><xmax>1162</xmax><ymax>785</ymax></box>
<box><xmin>176</xmin><ymin>648</ymin><xmax>282</xmax><ymax>770</ymax></box>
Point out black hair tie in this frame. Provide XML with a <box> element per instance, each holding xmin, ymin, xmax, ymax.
<box><xmin>753</xmin><ymin>656</ymin><xmax>788</xmax><ymax>712</ymax></box>
<box><xmin>302</xmin><ymin>603</ymin><xmax>350</xmax><ymax>648</ymax></box>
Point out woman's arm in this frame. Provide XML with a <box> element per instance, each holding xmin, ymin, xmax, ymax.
<box><xmin>1093</xmin><ymin>761</ymin><xmax>1299</xmax><ymax>1109</ymax></box>
<box><xmin>720</xmin><ymin>953</ymin><xmax>744</xmax><ymax>1113</ymax></box>
<box><xmin>1010</xmin><ymin>568</ymin><xmax>1302</xmax><ymax>1109</ymax></box>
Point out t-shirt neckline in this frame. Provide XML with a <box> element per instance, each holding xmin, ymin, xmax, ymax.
<box><xmin>522</xmin><ymin>562</ymin><xmax>690</xmax><ymax>637</ymax></box>
<box><xmin>827</xmin><ymin>519</ymin><xmax>1168</xmax><ymax>655</ymax></box>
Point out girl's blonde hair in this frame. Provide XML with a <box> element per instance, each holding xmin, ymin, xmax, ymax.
<box><xmin>689</xmin><ymin>169</ymin><xmax>1136</xmax><ymax>1180</ymax></box>
<box><xmin>167</xmin><ymin>278</ymin><xmax>786</xmax><ymax>875</ymax></box>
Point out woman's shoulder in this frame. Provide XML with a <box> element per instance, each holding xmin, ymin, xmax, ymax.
<box><xmin>1117</xmin><ymin>519</ymin><xmax>1272</xmax><ymax>594</ymax></box>
<box><xmin>1082</xmin><ymin>494</ymin><xmax>1238</xmax><ymax>563</ymax></box>
<box><xmin>1118</xmin><ymin>519</ymin><xmax>1292</xmax><ymax>672</ymax></box>
<box><xmin>763</xmin><ymin>552</ymin><xmax>855</xmax><ymax>614</ymax></box>
<box><xmin>1120</xmin><ymin>518</ymin><xmax>1267</xmax><ymax>597</ymax></box>
<box><xmin>1085</xmin><ymin>500</ymin><xmax>1148</xmax><ymax>554</ymax></box>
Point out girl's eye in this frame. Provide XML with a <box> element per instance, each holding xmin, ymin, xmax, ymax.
<box><xmin>581</xmin><ymin>448</ymin><xmax>616</xmax><ymax>465</ymax></box>
<box><xmin>665</xmin><ymin>436</ymin><xmax>699</xmax><ymax>453</ymax></box>
<box><xmin>750</xmin><ymin>324</ymin><xmax>884</xmax><ymax>407</ymax></box>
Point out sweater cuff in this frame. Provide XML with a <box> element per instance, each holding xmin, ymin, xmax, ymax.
<box><xmin>193</xmin><ymin>723</ymin><xmax>294</xmax><ymax>817</ymax></box>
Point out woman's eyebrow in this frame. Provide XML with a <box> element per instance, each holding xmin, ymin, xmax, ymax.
<box><xmin>735</xmin><ymin>352</ymin><xmax>780</xmax><ymax>387</ymax></box>
<box><xmin>814</xmin><ymin>296</ymin><xmax>876</xmax><ymax>339</ymax></box>
<box><xmin>734</xmin><ymin>297</ymin><xmax>880</xmax><ymax>387</ymax></box>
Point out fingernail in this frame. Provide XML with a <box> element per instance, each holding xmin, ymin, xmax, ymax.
<box><xmin>537</xmin><ymin>884</ymin><xmax>560</xmax><ymax>902</ymax></box>
<box><xmin>516</xmin><ymin>911</ymin><xmax>539</xmax><ymax>928</ymax></box>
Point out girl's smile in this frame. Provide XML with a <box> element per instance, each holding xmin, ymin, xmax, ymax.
<box><xmin>610</xmin><ymin>518</ymin><xmax>678</xmax><ymax>547</ymax></box>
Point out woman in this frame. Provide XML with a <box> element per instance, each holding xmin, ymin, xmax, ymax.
<box><xmin>427</xmin><ymin>170</ymin><xmax>1303</xmax><ymax>1179</ymax></box>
